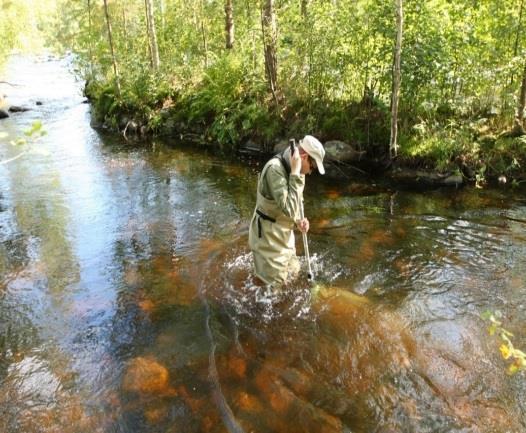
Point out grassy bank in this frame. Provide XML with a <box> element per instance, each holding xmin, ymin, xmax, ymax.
<box><xmin>85</xmin><ymin>64</ymin><xmax>526</xmax><ymax>186</ymax></box>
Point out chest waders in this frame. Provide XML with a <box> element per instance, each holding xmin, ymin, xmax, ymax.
<box><xmin>248</xmin><ymin>157</ymin><xmax>301</xmax><ymax>285</ymax></box>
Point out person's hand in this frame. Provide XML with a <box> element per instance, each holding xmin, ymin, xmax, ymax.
<box><xmin>297</xmin><ymin>218</ymin><xmax>309</xmax><ymax>233</ymax></box>
<box><xmin>290</xmin><ymin>146</ymin><xmax>301</xmax><ymax>175</ymax></box>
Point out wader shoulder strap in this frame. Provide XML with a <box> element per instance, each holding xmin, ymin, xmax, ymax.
<box><xmin>258</xmin><ymin>152</ymin><xmax>289</xmax><ymax>193</ymax></box>
<box><xmin>256</xmin><ymin>209</ymin><xmax>276</xmax><ymax>238</ymax></box>
<box><xmin>276</xmin><ymin>152</ymin><xmax>291</xmax><ymax>175</ymax></box>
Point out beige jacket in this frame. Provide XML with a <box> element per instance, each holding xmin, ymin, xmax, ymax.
<box><xmin>248</xmin><ymin>153</ymin><xmax>305</xmax><ymax>285</ymax></box>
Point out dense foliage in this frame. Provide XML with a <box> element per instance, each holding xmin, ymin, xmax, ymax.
<box><xmin>0</xmin><ymin>0</ymin><xmax>56</xmax><ymax>61</ymax></box>
<box><xmin>3</xmin><ymin>0</ymin><xmax>526</xmax><ymax>180</ymax></box>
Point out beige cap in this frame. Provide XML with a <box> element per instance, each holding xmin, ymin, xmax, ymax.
<box><xmin>300</xmin><ymin>135</ymin><xmax>325</xmax><ymax>174</ymax></box>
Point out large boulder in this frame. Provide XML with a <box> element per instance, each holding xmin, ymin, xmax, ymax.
<box><xmin>324</xmin><ymin>140</ymin><xmax>366</xmax><ymax>163</ymax></box>
<box><xmin>239</xmin><ymin>139</ymin><xmax>265</xmax><ymax>155</ymax></box>
<box><xmin>273</xmin><ymin>139</ymin><xmax>289</xmax><ymax>154</ymax></box>
<box><xmin>0</xmin><ymin>109</ymin><xmax>8</xmax><ymax>119</ymax></box>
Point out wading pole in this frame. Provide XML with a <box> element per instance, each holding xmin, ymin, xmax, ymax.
<box><xmin>290</xmin><ymin>138</ymin><xmax>313</xmax><ymax>280</ymax></box>
<box><xmin>300</xmin><ymin>200</ymin><xmax>313</xmax><ymax>280</ymax></box>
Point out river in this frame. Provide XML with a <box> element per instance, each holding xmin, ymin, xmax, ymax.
<box><xmin>1</xmin><ymin>55</ymin><xmax>525</xmax><ymax>433</ymax></box>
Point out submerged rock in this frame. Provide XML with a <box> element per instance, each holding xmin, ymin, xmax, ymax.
<box><xmin>412</xmin><ymin>319</ymin><xmax>524</xmax><ymax>432</ymax></box>
<box><xmin>122</xmin><ymin>356</ymin><xmax>174</xmax><ymax>395</ymax></box>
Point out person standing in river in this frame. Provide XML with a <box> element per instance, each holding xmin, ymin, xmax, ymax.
<box><xmin>249</xmin><ymin>135</ymin><xmax>326</xmax><ymax>286</ymax></box>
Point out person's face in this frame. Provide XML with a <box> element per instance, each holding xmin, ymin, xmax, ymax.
<box><xmin>300</xmin><ymin>151</ymin><xmax>316</xmax><ymax>175</ymax></box>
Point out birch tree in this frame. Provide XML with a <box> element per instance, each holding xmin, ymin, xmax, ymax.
<box><xmin>389</xmin><ymin>0</ymin><xmax>403</xmax><ymax>159</ymax></box>
<box><xmin>301</xmin><ymin>0</ymin><xmax>309</xmax><ymax>18</ymax></box>
<box><xmin>512</xmin><ymin>61</ymin><xmax>526</xmax><ymax>135</ymax></box>
<box><xmin>102</xmin><ymin>0</ymin><xmax>121</xmax><ymax>97</ymax></box>
<box><xmin>87</xmin><ymin>0</ymin><xmax>94</xmax><ymax>77</ymax></box>
<box><xmin>145</xmin><ymin>0</ymin><xmax>160</xmax><ymax>71</ymax></box>
<box><xmin>261</xmin><ymin>0</ymin><xmax>278</xmax><ymax>100</ymax></box>
<box><xmin>200</xmin><ymin>0</ymin><xmax>209</xmax><ymax>68</ymax></box>
<box><xmin>225</xmin><ymin>0</ymin><xmax>234</xmax><ymax>49</ymax></box>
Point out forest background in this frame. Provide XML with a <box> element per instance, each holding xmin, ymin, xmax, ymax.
<box><xmin>3</xmin><ymin>0</ymin><xmax>526</xmax><ymax>184</ymax></box>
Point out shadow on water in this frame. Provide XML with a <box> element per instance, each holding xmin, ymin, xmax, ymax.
<box><xmin>1</xmin><ymin>55</ymin><xmax>526</xmax><ymax>432</ymax></box>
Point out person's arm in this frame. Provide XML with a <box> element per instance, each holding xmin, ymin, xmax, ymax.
<box><xmin>265</xmin><ymin>164</ymin><xmax>305</xmax><ymax>220</ymax></box>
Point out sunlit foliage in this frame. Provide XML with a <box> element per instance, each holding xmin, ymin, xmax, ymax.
<box><xmin>0</xmin><ymin>0</ymin><xmax>57</xmax><ymax>61</ymax></box>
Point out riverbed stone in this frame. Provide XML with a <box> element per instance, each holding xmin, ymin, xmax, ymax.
<box><xmin>0</xmin><ymin>108</ymin><xmax>8</xmax><ymax>118</ymax></box>
<box><xmin>412</xmin><ymin>319</ymin><xmax>524</xmax><ymax>431</ymax></box>
<box><xmin>122</xmin><ymin>356</ymin><xmax>173</xmax><ymax>395</ymax></box>
<box><xmin>253</xmin><ymin>364</ymin><xmax>344</xmax><ymax>433</ymax></box>
<box><xmin>233</xmin><ymin>390</ymin><xmax>264</xmax><ymax>413</ymax></box>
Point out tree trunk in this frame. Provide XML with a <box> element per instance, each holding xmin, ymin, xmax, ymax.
<box><xmin>159</xmin><ymin>0</ymin><xmax>166</xmax><ymax>32</ymax></box>
<box><xmin>514</xmin><ymin>0</ymin><xmax>525</xmax><ymax>57</ymax></box>
<box><xmin>261</xmin><ymin>0</ymin><xmax>278</xmax><ymax>99</ymax></box>
<box><xmin>145</xmin><ymin>0</ymin><xmax>160</xmax><ymax>71</ymax></box>
<box><xmin>122</xmin><ymin>7</ymin><xmax>128</xmax><ymax>39</ymax></box>
<box><xmin>510</xmin><ymin>0</ymin><xmax>525</xmax><ymax>87</ymax></box>
<box><xmin>102</xmin><ymin>0</ymin><xmax>121</xmax><ymax>97</ymax></box>
<box><xmin>245</xmin><ymin>0</ymin><xmax>257</xmax><ymax>69</ymax></box>
<box><xmin>389</xmin><ymin>0</ymin><xmax>403</xmax><ymax>160</ymax></box>
<box><xmin>87</xmin><ymin>0</ymin><xmax>94</xmax><ymax>77</ymax></box>
<box><xmin>513</xmin><ymin>60</ymin><xmax>526</xmax><ymax>135</ymax></box>
<box><xmin>200</xmin><ymin>0</ymin><xmax>209</xmax><ymax>68</ymax></box>
<box><xmin>144</xmin><ymin>2</ymin><xmax>153</xmax><ymax>67</ymax></box>
<box><xmin>225</xmin><ymin>0</ymin><xmax>234</xmax><ymax>49</ymax></box>
<box><xmin>301</xmin><ymin>0</ymin><xmax>309</xmax><ymax>17</ymax></box>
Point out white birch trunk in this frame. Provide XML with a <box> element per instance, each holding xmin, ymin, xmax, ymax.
<box><xmin>225</xmin><ymin>0</ymin><xmax>234</xmax><ymax>49</ymax></box>
<box><xmin>389</xmin><ymin>0</ymin><xmax>403</xmax><ymax>159</ymax></box>
<box><xmin>103</xmin><ymin>0</ymin><xmax>121</xmax><ymax>97</ymax></box>
<box><xmin>145</xmin><ymin>0</ymin><xmax>161</xmax><ymax>71</ymax></box>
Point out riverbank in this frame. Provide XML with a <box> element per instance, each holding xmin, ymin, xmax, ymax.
<box><xmin>83</xmin><ymin>75</ymin><xmax>526</xmax><ymax>189</ymax></box>
<box><xmin>3</xmin><ymin>53</ymin><xmax>526</xmax><ymax>189</ymax></box>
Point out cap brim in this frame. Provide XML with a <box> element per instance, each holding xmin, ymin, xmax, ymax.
<box><xmin>315</xmin><ymin>158</ymin><xmax>325</xmax><ymax>174</ymax></box>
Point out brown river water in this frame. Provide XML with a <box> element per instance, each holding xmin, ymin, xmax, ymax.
<box><xmin>1</xmin><ymin>55</ymin><xmax>525</xmax><ymax>433</ymax></box>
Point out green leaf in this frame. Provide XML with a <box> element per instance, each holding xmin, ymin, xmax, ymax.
<box><xmin>480</xmin><ymin>310</ymin><xmax>492</xmax><ymax>320</ymax></box>
<box><xmin>11</xmin><ymin>138</ymin><xmax>27</xmax><ymax>146</ymax></box>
